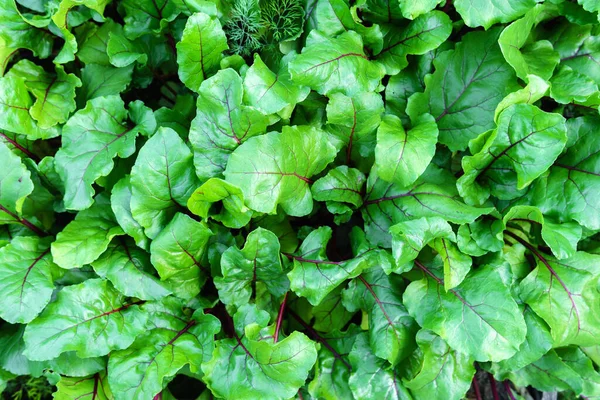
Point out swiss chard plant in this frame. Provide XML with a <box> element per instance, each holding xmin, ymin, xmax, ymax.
<box><xmin>1</xmin><ymin>0</ymin><xmax>600</xmax><ymax>399</ymax></box>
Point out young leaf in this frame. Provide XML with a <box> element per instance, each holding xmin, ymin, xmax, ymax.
<box><xmin>189</xmin><ymin>68</ymin><xmax>268</xmax><ymax>180</ymax></box>
<box><xmin>187</xmin><ymin>178</ymin><xmax>252</xmax><ymax>229</ymax></box>
<box><xmin>454</xmin><ymin>0</ymin><xmax>537</xmax><ymax>29</ymax></box>
<box><xmin>215</xmin><ymin>227</ymin><xmax>287</xmax><ymax>308</ymax></box>
<box><xmin>111</xmin><ymin>175</ymin><xmax>150</xmax><ymax>250</ymax></box>
<box><xmin>224</xmin><ymin>126</ymin><xmax>336</xmax><ymax>216</ymax></box>
<box><xmin>23</xmin><ymin>278</ymin><xmax>147</xmax><ymax>361</ymax></box>
<box><xmin>150</xmin><ymin>213</ymin><xmax>213</xmax><ymax>300</ymax></box>
<box><xmin>0</xmin><ymin>236</ymin><xmax>62</xmax><ymax>324</ymax></box>
<box><xmin>176</xmin><ymin>12</ymin><xmax>228</xmax><ymax>92</ymax></box>
<box><xmin>54</xmin><ymin>372</ymin><xmax>113</xmax><ymax>400</ymax></box>
<box><xmin>130</xmin><ymin>127</ymin><xmax>199</xmax><ymax>239</ymax></box>
<box><xmin>311</xmin><ymin>166</ymin><xmax>366</xmax><ymax>207</ymax></box>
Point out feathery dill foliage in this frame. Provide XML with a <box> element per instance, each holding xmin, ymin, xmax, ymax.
<box><xmin>223</xmin><ymin>0</ymin><xmax>304</xmax><ymax>57</ymax></box>
<box><xmin>5</xmin><ymin>376</ymin><xmax>54</xmax><ymax>400</ymax></box>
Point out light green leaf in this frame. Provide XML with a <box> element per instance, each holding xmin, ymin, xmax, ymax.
<box><xmin>150</xmin><ymin>213</ymin><xmax>213</xmax><ymax>300</ymax></box>
<box><xmin>377</xmin><ymin>11</ymin><xmax>452</xmax><ymax>75</ymax></box>
<box><xmin>111</xmin><ymin>175</ymin><xmax>149</xmax><ymax>251</ymax></box>
<box><xmin>0</xmin><ymin>141</ymin><xmax>34</xmax><ymax>225</ymax></box>
<box><xmin>0</xmin><ymin>0</ymin><xmax>53</xmax><ymax>58</ymax></box>
<box><xmin>55</xmin><ymin>96</ymin><xmax>139</xmax><ymax>211</ymax></box>
<box><xmin>375</xmin><ymin>114</ymin><xmax>438</xmax><ymax>187</ymax></box>
<box><xmin>107</xmin><ymin>31</ymin><xmax>148</xmax><ymax>67</ymax></box>
<box><xmin>121</xmin><ymin>0</ymin><xmax>183</xmax><ymax>39</ymax></box>
<box><xmin>187</xmin><ymin>178</ymin><xmax>252</xmax><ymax>229</ymax></box>
<box><xmin>404</xmin><ymin>263</ymin><xmax>527</xmax><ymax>362</ymax></box>
<box><xmin>288</xmin><ymin>30</ymin><xmax>385</xmax><ymax>96</ymax></box>
<box><xmin>494</xmin><ymin>74</ymin><xmax>549</xmax><ymax>121</ymax></box>
<box><xmin>0</xmin><ymin>236</ymin><xmax>62</xmax><ymax>324</ymax></box>
<box><xmin>215</xmin><ymin>228</ymin><xmax>287</xmax><ymax>308</ymax></box>
<box><xmin>108</xmin><ymin>302</ymin><xmax>220</xmax><ymax>400</ymax></box>
<box><xmin>78</xmin><ymin>63</ymin><xmax>134</xmax><ymax>104</ymax></box>
<box><xmin>51</xmin><ymin>195</ymin><xmax>123</xmax><ymax>269</ymax></box>
<box><xmin>7</xmin><ymin>60</ymin><xmax>81</xmax><ymax>128</ymax></box>
<box><xmin>243</xmin><ymin>53</ymin><xmax>310</xmax><ymax>117</ymax></box>
<box><xmin>519</xmin><ymin>250</ymin><xmax>600</xmax><ymax>346</ymax></box>
<box><xmin>189</xmin><ymin>68</ymin><xmax>268</xmax><ymax>180</ymax></box>
<box><xmin>558</xmin><ymin>347</ymin><xmax>600</xmax><ymax>398</ymax></box>
<box><xmin>343</xmin><ymin>268</ymin><xmax>417</xmax><ymax>366</ymax></box>
<box><xmin>130</xmin><ymin>127</ymin><xmax>199</xmax><ymax>239</ymax></box>
<box><xmin>406</xmin><ymin>28</ymin><xmax>519</xmax><ymax>151</ymax></box>
<box><xmin>432</xmin><ymin>238</ymin><xmax>472</xmax><ymax>291</ymax></box>
<box><xmin>92</xmin><ymin>238</ymin><xmax>170</xmax><ymax>301</ymax></box>
<box><xmin>458</xmin><ymin>104</ymin><xmax>567</xmax><ymax>205</ymax></box>
<box><xmin>550</xmin><ymin>65</ymin><xmax>599</xmax><ymax>104</ymax></box>
<box><xmin>312</xmin><ymin>286</ymin><xmax>355</xmax><ymax>332</ymax></box>
<box><xmin>224</xmin><ymin>126</ymin><xmax>336</xmax><ymax>216</ymax></box>
<box><xmin>454</xmin><ymin>0</ymin><xmax>537</xmax><ymax>29</ymax></box>
<box><xmin>404</xmin><ymin>330</ymin><xmax>475</xmax><ymax>400</ymax></box>
<box><xmin>311</xmin><ymin>166</ymin><xmax>365</xmax><ymax>207</ymax></box>
<box><xmin>23</xmin><ymin>278</ymin><xmax>147</xmax><ymax>361</ymax></box>
<box><xmin>176</xmin><ymin>12</ymin><xmax>228</xmax><ymax>92</ymax></box>
<box><xmin>54</xmin><ymin>372</ymin><xmax>113</xmax><ymax>400</ymax></box>
<box><xmin>202</xmin><ymin>306</ymin><xmax>317</xmax><ymax>400</ymax></box>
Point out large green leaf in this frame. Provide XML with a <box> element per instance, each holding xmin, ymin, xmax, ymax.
<box><xmin>23</xmin><ymin>278</ymin><xmax>147</xmax><ymax>361</ymax></box>
<box><xmin>288</xmin><ymin>30</ymin><xmax>385</xmax><ymax>95</ymax></box>
<box><xmin>376</xmin><ymin>11</ymin><xmax>452</xmax><ymax>75</ymax></box>
<box><xmin>458</xmin><ymin>104</ymin><xmax>567</xmax><ymax>206</ymax></box>
<box><xmin>92</xmin><ymin>238</ymin><xmax>170</xmax><ymax>301</ymax></box>
<box><xmin>343</xmin><ymin>267</ymin><xmax>418</xmax><ymax>366</ymax></box>
<box><xmin>215</xmin><ymin>227</ymin><xmax>287</xmax><ymax>308</ymax></box>
<box><xmin>0</xmin><ymin>236</ymin><xmax>62</xmax><ymax>324</ymax></box>
<box><xmin>202</xmin><ymin>305</ymin><xmax>318</xmax><ymax>400</ymax></box>
<box><xmin>406</xmin><ymin>28</ymin><xmax>519</xmax><ymax>151</ymax></box>
<box><xmin>454</xmin><ymin>0</ymin><xmax>537</xmax><ymax>29</ymax></box>
<box><xmin>150</xmin><ymin>213</ymin><xmax>213</xmax><ymax>300</ymax></box>
<box><xmin>51</xmin><ymin>195</ymin><xmax>124</xmax><ymax>269</ymax></box>
<box><xmin>224</xmin><ymin>126</ymin><xmax>336</xmax><ymax>216</ymax></box>
<box><xmin>404</xmin><ymin>263</ymin><xmax>527</xmax><ymax>362</ymax></box>
<box><xmin>176</xmin><ymin>12</ymin><xmax>228</xmax><ymax>92</ymax></box>
<box><xmin>404</xmin><ymin>330</ymin><xmax>475</xmax><ymax>400</ymax></box>
<box><xmin>130</xmin><ymin>127</ymin><xmax>199</xmax><ymax>239</ymax></box>
<box><xmin>108</xmin><ymin>300</ymin><xmax>220</xmax><ymax>400</ymax></box>
<box><xmin>375</xmin><ymin>113</ymin><xmax>438</xmax><ymax>187</ymax></box>
<box><xmin>189</xmin><ymin>68</ymin><xmax>268</xmax><ymax>180</ymax></box>
<box><xmin>54</xmin><ymin>373</ymin><xmax>114</xmax><ymax>400</ymax></box>
<box><xmin>55</xmin><ymin>96</ymin><xmax>140</xmax><ymax>210</ymax></box>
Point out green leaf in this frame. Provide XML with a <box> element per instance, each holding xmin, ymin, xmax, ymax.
<box><xmin>202</xmin><ymin>306</ymin><xmax>318</xmax><ymax>400</ymax></box>
<box><xmin>7</xmin><ymin>60</ymin><xmax>81</xmax><ymax>128</ymax></box>
<box><xmin>0</xmin><ymin>323</ymin><xmax>46</xmax><ymax>376</ymax></box>
<box><xmin>348</xmin><ymin>333</ymin><xmax>413</xmax><ymax>400</ymax></box>
<box><xmin>107</xmin><ymin>30</ymin><xmax>148</xmax><ymax>67</ymax></box>
<box><xmin>48</xmin><ymin>352</ymin><xmax>106</xmax><ymax>378</ymax></box>
<box><xmin>150</xmin><ymin>213</ymin><xmax>213</xmax><ymax>300</ymax></box>
<box><xmin>243</xmin><ymin>53</ymin><xmax>310</xmax><ymax>117</ymax></box>
<box><xmin>187</xmin><ymin>178</ymin><xmax>252</xmax><ymax>229</ymax></box>
<box><xmin>376</xmin><ymin>11</ymin><xmax>452</xmax><ymax>75</ymax></box>
<box><xmin>494</xmin><ymin>74</ymin><xmax>549</xmax><ymax>121</ymax></box>
<box><xmin>54</xmin><ymin>373</ymin><xmax>113</xmax><ymax>400</ymax></box>
<box><xmin>404</xmin><ymin>263</ymin><xmax>527</xmax><ymax>362</ymax></box>
<box><xmin>0</xmin><ymin>236</ymin><xmax>62</xmax><ymax>324</ymax></box>
<box><xmin>111</xmin><ymin>175</ymin><xmax>150</xmax><ymax>250</ymax></box>
<box><xmin>498</xmin><ymin>4</ymin><xmax>560</xmax><ymax>81</ymax></box>
<box><xmin>288</xmin><ymin>30</ymin><xmax>385</xmax><ymax>95</ymax></box>
<box><xmin>78</xmin><ymin>63</ymin><xmax>134</xmax><ymax>104</ymax></box>
<box><xmin>176</xmin><ymin>12</ymin><xmax>228</xmax><ymax>92</ymax></box>
<box><xmin>55</xmin><ymin>96</ymin><xmax>139</xmax><ymax>210</ymax></box>
<box><xmin>23</xmin><ymin>278</ymin><xmax>147</xmax><ymax>361</ymax></box>
<box><xmin>51</xmin><ymin>195</ymin><xmax>124</xmax><ymax>269</ymax></box>
<box><xmin>120</xmin><ymin>0</ymin><xmax>184</xmax><ymax>39</ymax></box>
<box><xmin>343</xmin><ymin>268</ymin><xmax>418</xmax><ymax>366</ymax></box>
<box><xmin>325</xmin><ymin>91</ymin><xmax>384</xmax><ymax>163</ymax></box>
<box><xmin>458</xmin><ymin>104</ymin><xmax>567</xmax><ymax>206</ymax></box>
<box><xmin>550</xmin><ymin>65</ymin><xmax>599</xmax><ymax>104</ymax></box>
<box><xmin>0</xmin><ymin>141</ymin><xmax>34</xmax><ymax>225</ymax></box>
<box><xmin>454</xmin><ymin>0</ymin><xmax>537</xmax><ymax>29</ymax></box>
<box><xmin>108</xmin><ymin>303</ymin><xmax>220</xmax><ymax>400</ymax></box>
<box><xmin>312</xmin><ymin>287</ymin><xmax>355</xmax><ymax>332</ymax></box>
<box><xmin>519</xmin><ymin>250</ymin><xmax>600</xmax><ymax>346</ymax></box>
<box><xmin>92</xmin><ymin>238</ymin><xmax>170</xmax><ymax>301</ymax></box>
<box><xmin>215</xmin><ymin>227</ymin><xmax>287</xmax><ymax>308</ymax></box>
<box><xmin>404</xmin><ymin>330</ymin><xmax>475</xmax><ymax>400</ymax></box>
<box><xmin>363</xmin><ymin>165</ymin><xmax>492</xmax><ymax>247</ymax></box>
<box><xmin>224</xmin><ymin>126</ymin><xmax>336</xmax><ymax>216</ymax></box>
<box><xmin>189</xmin><ymin>68</ymin><xmax>268</xmax><ymax>180</ymax></box>
<box><xmin>0</xmin><ymin>75</ymin><xmax>60</xmax><ymax>140</ymax></box>
<box><xmin>0</xmin><ymin>0</ymin><xmax>53</xmax><ymax>58</ymax></box>
<box><xmin>311</xmin><ymin>166</ymin><xmax>365</xmax><ymax>207</ymax></box>
<box><xmin>406</xmin><ymin>28</ymin><xmax>519</xmax><ymax>151</ymax></box>
<box><xmin>557</xmin><ymin>347</ymin><xmax>600</xmax><ymax>398</ymax></box>
<box><xmin>375</xmin><ymin>113</ymin><xmax>438</xmax><ymax>187</ymax></box>
<box><xmin>130</xmin><ymin>127</ymin><xmax>199</xmax><ymax>239</ymax></box>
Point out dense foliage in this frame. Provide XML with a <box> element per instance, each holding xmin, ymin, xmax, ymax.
<box><xmin>1</xmin><ymin>0</ymin><xmax>600</xmax><ymax>399</ymax></box>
